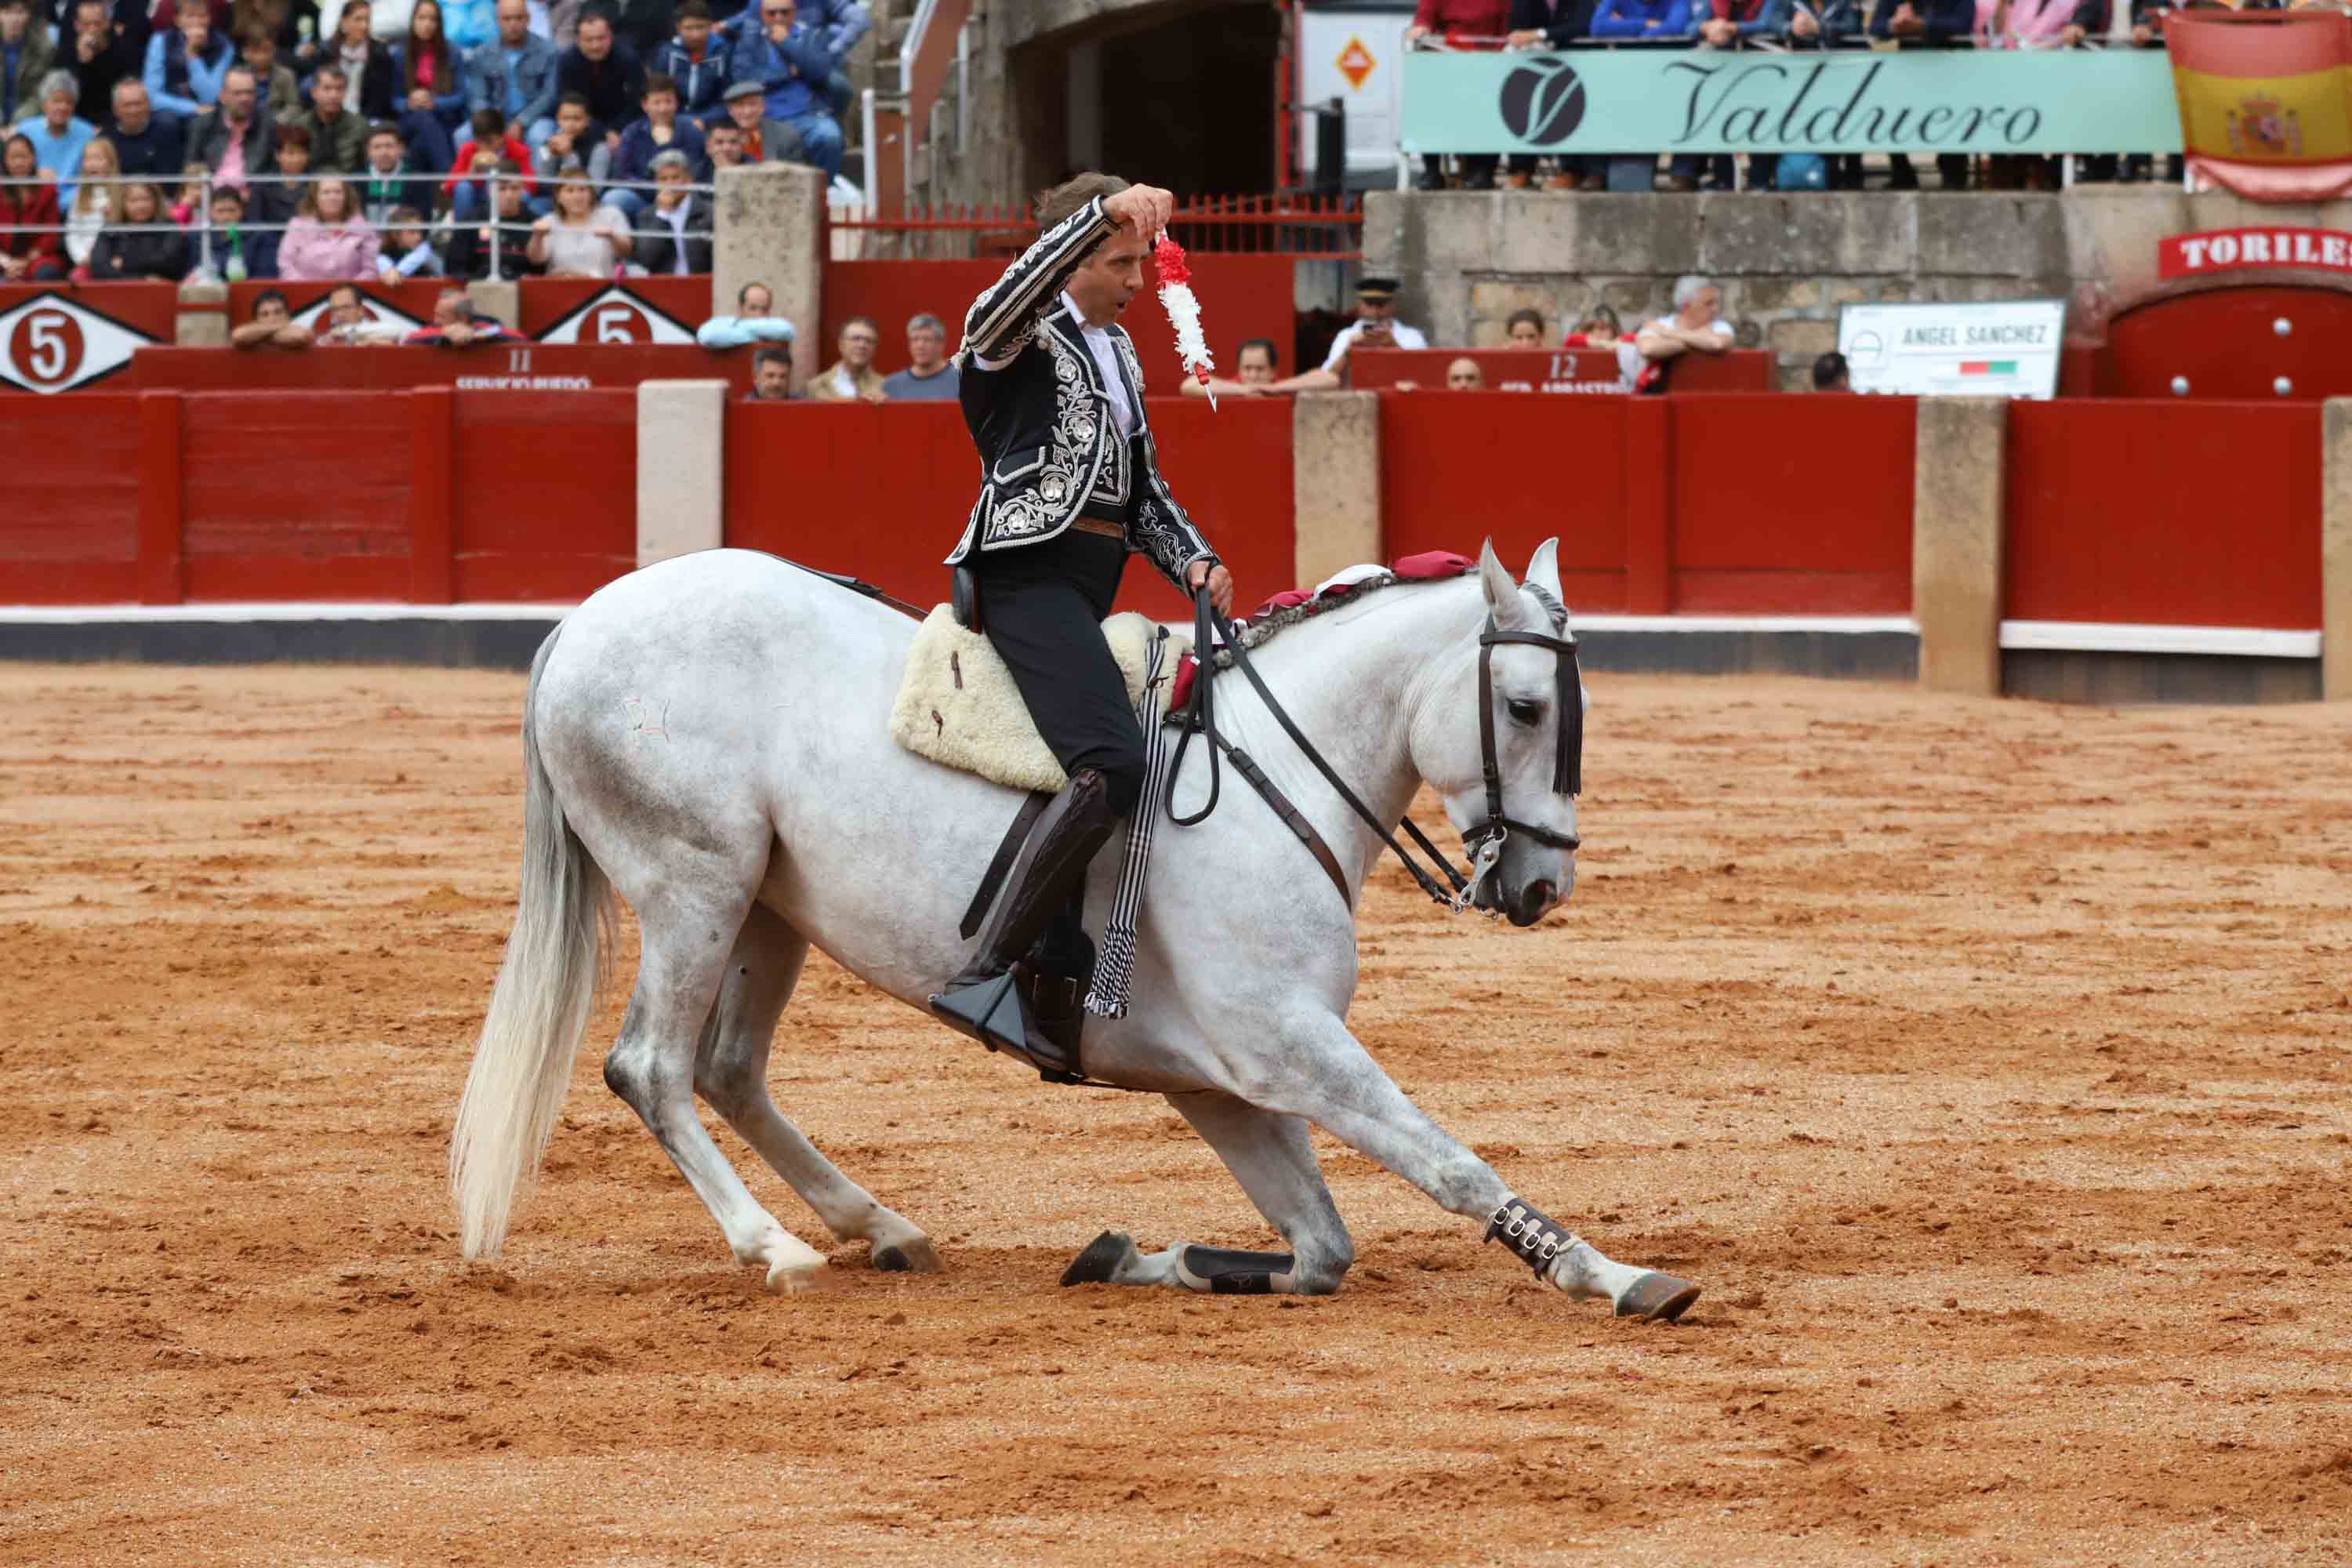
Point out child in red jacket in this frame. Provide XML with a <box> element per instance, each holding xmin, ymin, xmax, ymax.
<box><xmin>443</xmin><ymin>109</ymin><xmax>535</xmax><ymax>220</ymax></box>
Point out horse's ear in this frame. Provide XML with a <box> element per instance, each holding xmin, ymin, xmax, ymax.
<box><xmin>1526</xmin><ymin>538</ymin><xmax>1564</xmax><ymax>608</ymax></box>
<box><xmin>1477</xmin><ymin>539</ymin><xmax>1528</xmax><ymax>629</ymax></box>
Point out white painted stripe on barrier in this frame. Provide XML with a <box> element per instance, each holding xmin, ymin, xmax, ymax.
<box><xmin>1569</xmin><ymin>615</ymin><xmax>1919</xmax><ymax>635</ymax></box>
<box><xmin>1999</xmin><ymin>621</ymin><xmax>2322</xmax><ymax>659</ymax></box>
<box><xmin>0</xmin><ymin>603</ymin><xmax>572</xmax><ymax>624</ymax></box>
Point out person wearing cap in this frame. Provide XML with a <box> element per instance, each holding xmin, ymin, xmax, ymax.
<box><xmin>720</xmin><ymin>76</ymin><xmax>795</xmax><ymax>164</ymax></box>
<box><xmin>1276</xmin><ymin>275</ymin><xmax>1430</xmax><ymax>393</ymax></box>
<box><xmin>698</xmin><ymin>280</ymin><xmax>797</xmax><ymax>350</ymax></box>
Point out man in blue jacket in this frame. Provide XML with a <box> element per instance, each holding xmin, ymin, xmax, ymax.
<box><xmin>464</xmin><ymin>0</ymin><xmax>560</xmax><ymax>146</ymax></box>
<box><xmin>724</xmin><ymin>0</ymin><xmax>836</xmax><ymax>178</ymax></box>
<box><xmin>650</xmin><ymin>0</ymin><xmax>727</xmax><ymax>118</ymax></box>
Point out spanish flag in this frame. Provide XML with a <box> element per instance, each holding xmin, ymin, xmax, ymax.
<box><xmin>2169</xmin><ymin>10</ymin><xmax>2352</xmax><ymax>201</ymax></box>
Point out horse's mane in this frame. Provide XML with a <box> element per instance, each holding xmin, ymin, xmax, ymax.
<box><xmin>1213</xmin><ymin>569</ymin><xmax>1465</xmax><ymax>668</ymax></box>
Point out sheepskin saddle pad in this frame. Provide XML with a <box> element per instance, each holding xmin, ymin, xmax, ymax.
<box><xmin>890</xmin><ymin>607</ymin><xmax>1167</xmax><ymax>793</ymax></box>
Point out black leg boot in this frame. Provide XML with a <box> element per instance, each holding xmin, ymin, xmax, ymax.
<box><xmin>929</xmin><ymin>768</ymin><xmax>1120</xmax><ymax>1073</ymax></box>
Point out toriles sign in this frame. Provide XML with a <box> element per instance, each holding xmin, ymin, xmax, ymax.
<box><xmin>2158</xmin><ymin>227</ymin><xmax>2352</xmax><ymax>278</ymax></box>
<box><xmin>1403</xmin><ymin>48</ymin><xmax>2183</xmax><ymax>155</ymax></box>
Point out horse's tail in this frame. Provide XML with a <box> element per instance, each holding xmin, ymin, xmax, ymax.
<box><xmin>449</xmin><ymin>622</ymin><xmax>615</xmax><ymax>1261</ymax></box>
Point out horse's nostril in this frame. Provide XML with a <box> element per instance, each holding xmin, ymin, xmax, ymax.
<box><xmin>1525</xmin><ymin>880</ymin><xmax>1555</xmax><ymax>912</ymax></box>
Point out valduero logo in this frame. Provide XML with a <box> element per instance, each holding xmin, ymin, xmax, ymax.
<box><xmin>1499</xmin><ymin>56</ymin><xmax>1584</xmax><ymax>147</ymax></box>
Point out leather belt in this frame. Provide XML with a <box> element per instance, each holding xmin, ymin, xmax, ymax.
<box><xmin>1069</xmin><ymin>514</ymin><xmax>1126</xmax><ymax>540</ymax></box>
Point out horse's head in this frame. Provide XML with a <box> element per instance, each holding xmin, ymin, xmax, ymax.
<box><xmin>1414</xmin><ymin>539</ymin><xmax>1585</xmax><ymax>927</ymax></box>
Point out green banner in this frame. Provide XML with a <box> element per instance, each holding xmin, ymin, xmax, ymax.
<box><xmin>1402</xmin><ymin>48</ymin><xmax>2185</xmax><ymax>156</ymax></box>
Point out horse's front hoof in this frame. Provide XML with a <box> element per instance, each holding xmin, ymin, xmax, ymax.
<box><xmin>873</xmin><ymin>1236</ymin><xmax>942</xmax><ymax>1273</ymax></box>
<box><xmin>1616</xmin><ymin>1271</ymin><xmax>1700</xmax><ymax>1323</ymax></box>
<box><xmin>1060</xmin><ymin>1229</ymin><xmax>1134</xmax><ymax>1287</ymax></box>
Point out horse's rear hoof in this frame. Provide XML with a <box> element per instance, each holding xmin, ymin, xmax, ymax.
<box><xmin>1616</xmin><ymin>1271</ymin><xmax>1700</xmax><ymax>1323</ymax></box>
<box><xmin>1060</xmin><ymin>1229</ymin><xmax>1133</xmax><ymax>1287</ymax></box>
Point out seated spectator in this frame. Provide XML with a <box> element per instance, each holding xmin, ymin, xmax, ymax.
<box><xmin>462</xmin><ymin>0</ymin><xmax>557</xmax><ymax>147</ymax></box>
<box><xmin>1275</xmin><ymin>275</ymin><xmax>1428</xmax><ymax>393</ymax></box>
<box><xmin>744</xmin><ymin>341</ymin><xmax>792</xmax><ymax>399</ymax></box>
<box><xmin>695</xmin><ymin>278</ymin><xmax>795</xmax><ymax>348</ymax></box>
<box><xmin>1563</xmin><ymin>303</ymin><xmax>1621</xmax><ymax>347</ymax></box>
<box><xmin>1504</xmin><ymin>307</ymin><xmax>1544</xmax><ymax>347</ymax></box>
<box><xmin>357</xmin><ymin>121</ymin><xmax>427</xmax><ymax>220</ymax></box>
<box><xmin>60</xmin><ymin>132</ymin><xmax>114</xmax><ymax>275</ymax></box>
<box><xmin>391</xmin><ymin>0</ymin><xmax>463</xmax><ymax>169</ymax></box>
<box><xmin>1623</xmin><ymin>273</ymin><xmax>1732</xmax><ymax>391</ymax></box>
<box><xmin>524</xmin><ymin>158</ymin><xmax>626</xmax><ymax>274</ymax></box>
<box><xmin>104</xmin><ymin>81</ymin><xmax>187</xmax><ymax>178</ymax></box>
<box><xmin>528</xmin><ymin>89</ymin><xmax>606</xmax><ymax>183</ymax></box>
<box><xmin>143</xmin><ymin>4</ymin><xmax>233</xmax><ymax>118</ymax></box>
<box><xmin>240</xmin><ymin>26</ymin><xmax>299</xmax><ymax>122</ymax></box>
<box><xmin>880</xmin><ymin>311</ymin><xmax>959</xmax><ymax>401</ymax></box>
<box><xmin>555</xmin><ymin>10</ymin><xmax>639</xmax><ymax>150</ymax></box>
<box><xmin>0</xmin><ymin>130</ymin><xmax>64</xmax><ymax>278</ymax></box>
<box><xmin>609</xmin><ymin>69</ymin><xmax>701</xmax><ymax>212</ymax></box>
<box><xmin>444</xmin><ymin>103</ymin><xmax>528</xmax><ymax>214</ymax></box>
<box><xmin>403</xmin><ymin>281</ymin><xmax>521</xmax><ymax>342</ymax></box>
<box><xmin>443</xmin><ymin>154</ymin><xmax>538</xmax><ymax>274</ymax></box>
<box><xmin>14</xmin><ymin>69</ymin><xmax>96</xmax><ymax>199</ymax></box>
<box><xmin>65</xmin><ymin>0</ymin><xmax>135</xmax><ymax>125</ymax></box>
<box><xmin>717</xmin><ymin>77</ymin><xmax>789</xmax><ymax>163</ymax></box>
<box><xmin>278</xmin><ymin>171</ymin><xmax>378</xmax><ymax>276</ymax></box>
<box><xmin>724</xmin><ymin>0</ymin><xmax>838</xmax><ymax>178</ymax></box>
<box><xmin>1871</xmin><ymin>0</ymin><xmax>1972</xmax><ymax>191</ymax></box>
<box><xmin>702</xmin><ymin>115</ymin><xmax>739</xmax><ymax>169</ymax></box>
<box><xmin>1</xmin><ymin>0</ymin><xmax>49</xmax><ymax>132</ymax></box>
<box><xmin>189</xmin><ymin>64</ymin><xmax>271</xmax><ymax>195</ymax></box>
<box><xmin>631</xmin><ymin>146</ymin><xmax>706</xmax><ymax>271</ymax></box>
<box><xmin>230</xmin><ymin>285</ymin><xmax>313</xmax><ymax>347</ymax></box>
<box><xmin>248</xmin><ymin>121</ymin><xmax>307</xmax><ymax>270</ymax></box>
<box><xmin>808</xmin><ymin>314</ymin><xmax>883</xmax><ymax>401</ymax></box>
<box><xmin>652</xmin><ymin>0</ymin><xmax>726</xmax><ymax>122</ymax></box>
<box><xmin>314</xmin><ymin>278</ymin><xmax>403</xmax><ymax>342</ymax></box>
<box><xmin>201</xmin><ymin>180</ymin><xmax>271</xmax><ymax>278</ymax></box>
<box><xmin>1181</xmin><ymin>334</ymin><xmax>1279</xmax><ymax>399</ymax></box>
<box><xmin>1591</xmin><ymin>0</ymin><xmax>1690</xmax><ymax>37</ymax></box>
<box><xmin>1811</xmin><ymin>350</ymin><xmax>1849</xmax><ymax>391</ymax></box>
<box><xmin>374</xmin><ymin>201</ymin><xmax>438</xmax><ymax>277</ymax></box>
<box><xmin>320</xmin><ymin>0</ymin><xmax>401</xmax><ymax>121</ymax></box>
<box><xmin>89</xmin><ymin>179</ymin><xmax>190</xmax><ymax>277</ymax></box>
<box><xmin>1403</xmin><ymin>0</ymin><xmax>1508</xmax><ymax>191</ymax></box>
<box><xmin>1782</xmin><ymin>0</ymin><xmax>1861</xmax><ymax>190</ymax></box>
<box><xmin>1446</xmin><ymin>356</ymin><xmax>1485</xmax><ymax>390</ymax></box>
<box><xmin>292</xmin><ymin>60</ymin><xmax>366</xmax><ymax>169</ymax></box>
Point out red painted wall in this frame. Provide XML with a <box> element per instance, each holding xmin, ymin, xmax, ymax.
<box><xmin>0</xmin><ymin>392</ymin><xmax>143</xmax><ymax>602</ymax></box>
<box><xmin>1349</xmin><ymin>347</ymin><xmax>1777</xmax><ymax>394</ymax></box>
<box><xmin>452</xmin><ymin>389</ymin><xmax>637</xmax><ymax>600</ymax></box>
<box><xmin>722</xmin><ymin>397</ymin><xmax>1296</xmax><ymax>618</ymax></box>
<box><xmin>2103</xmin><ymin>285</ymin><xmax>2352</xmax><ymax>403</ymax></box>
<box><xmin>180</xmin><ymin>391</ymin><xmax>413</xmax><ymax>601</ymax></box>
<box><xmin>2005</xmin><ymin>400</ymin><xmax>2321</xmax><ymax>630</ymax></box>
<box><xmin>822</xmin><ymin>255</ymin><xmax>1299</xmax><ymax>394</ymax></box>
<box><xmin>125</xmin><ymin>343</ymin><xmax>756</xmax><ymax>394</ymax></box>
<box><xmin>1380</xmin><ymin>392</ymin><xmax>1915</xmax><ymax>616</ymax></box>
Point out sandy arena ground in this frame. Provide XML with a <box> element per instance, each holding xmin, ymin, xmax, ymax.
<box><xmin>2</xmin><ymin>663</ymin><xmax>2349</xmax><ymax>1565</ymax></box>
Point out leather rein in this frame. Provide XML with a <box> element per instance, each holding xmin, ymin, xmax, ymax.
<box><xmin>1165</xmin><ymin>582</ymin><xmax>1582</xmax><ymax>913</ymax></box>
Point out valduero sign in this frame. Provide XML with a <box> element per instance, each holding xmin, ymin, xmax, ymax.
<box><xmin>2158</xmin><ymin>227</ymin><xmax>2352</xmax><ymax>278</ymax></box>
<box><xmin>1403</xmin><ymin>48</ymin><xmax>2185</xmax><ymax>156</ymax></box>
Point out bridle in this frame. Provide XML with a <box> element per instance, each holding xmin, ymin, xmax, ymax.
<box><xmin>1168</xmin><ymin>576</ymin><xmax>1583</xmax><ymax>914</ymax></box>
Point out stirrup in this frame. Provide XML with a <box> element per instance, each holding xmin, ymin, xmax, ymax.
<box><xmin>927</xmin><ymin>973</ymin><xmax>1079</xmax><ymax>1080</ymax></box>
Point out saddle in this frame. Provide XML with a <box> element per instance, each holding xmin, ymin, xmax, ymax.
<box><xmin>888</xmin><ymin>604</ymin><xmax>1174</xmax><ymax>792</ymax></box>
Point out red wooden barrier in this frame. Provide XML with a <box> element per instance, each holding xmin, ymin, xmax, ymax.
<box><xmin>0</xmin><ymin>391</ymin><xmax>142</xmax><ymax>602</ymax></box>
<box><xmin>179</xmin><ymin>391</ymin><xmax>413</xmax><ymax>601</ymax></box>
<box><xmin>1380</xmin><ymin>392</ymin><xmax>1915</xmax><ymax>616</ymax></box>
<box><xmin>822</xmin><ymin>255</ymin><xmax>1299</xmax><ymax>395</ymax></box>
<box><xmin>452</xmin><ymin>389</ymin><xmax>636</xmax><ymax>601</ymax></box>
<box><xmin>125</xmin><ymin>343</ymin><xmax>755</xmax><ymax>394</ymax></box>
<box><xmin>1349</xmin><ymin>347</ymin><xmax>1777</xmax><ymax>395</ymax></box>
<box><xmin>724</xmin><ymin>397</ymin><xmax>1297</xmax><ymax>617</ymax></box>
<box><xmin>2103</xmin><ymin>285</ymin><xmax>2352</xmax><ymax>403</ymax></box>
<box><xmin>2005</xmin><ymin>401</ymin><xmax>2321</xmax><ymax>630</ymax></box>
<box><xmin>218</xmin><ymin>276</ymin><xmax>714</xmax><ymax>342</ymax></box>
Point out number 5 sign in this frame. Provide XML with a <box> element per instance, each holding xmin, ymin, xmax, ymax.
<box><xmin>0</xmin><ymin>294</ymin><xmax>156</xmax><ymax>394</ymax></box>
<box><xmin>535</xmin><ymin>284</ymin><xmax>696</xmax><ymax>346</ymax></box>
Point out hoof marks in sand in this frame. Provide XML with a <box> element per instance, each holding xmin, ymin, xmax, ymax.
<box><xmin>1617</xmin><ymin>1271</ymin><xmax>1700</xmax><ymax>1323</ymax></box>
<box><xmin>1060</xmin><ymin>1229</ymin><xmax>1134</xmax><ymax>1287</ymax></box>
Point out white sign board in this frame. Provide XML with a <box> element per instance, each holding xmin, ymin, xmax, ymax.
<box><xmin>1297</xmin><ymin>8</ymin><xmax>1417</xmax><ymax>182</ymax></box>
<box><xmin>1836</xmin><ymin>299</ymin><xmax>2067</xmax><ymax>401</ymax></box>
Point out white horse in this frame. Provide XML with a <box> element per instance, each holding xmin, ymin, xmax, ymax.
<box><xmin>448</xmin><ymin>538</ymin><xmax>1698</xmax><ymax>1319</ymax></box>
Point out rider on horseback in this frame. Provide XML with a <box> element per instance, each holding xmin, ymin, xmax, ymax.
<box><xmin>927</xmin><ymin>172</ymin><xmax>1236</xmax><ymax>1073</ymax></box>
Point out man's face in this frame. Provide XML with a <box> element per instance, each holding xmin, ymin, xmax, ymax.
<box><xmin>256</xmin><ymin>297</ymin><xmax>289</xmax><ymax>328</ymax></box>
<box><xmin>754</xmin><ymin>358</ymin><xmax>789</xmax><ymax>397</ymax></box>
<box><xmin>114</xmin><ymin>84</ymin><xmax>149</xmax><ymax>131</ymax></box>
<box><xmin>368</xmin><ymin>132</ymin><xmax>401</xmax><ymax>170</ymax></box>
<box><xmin>434</xmin><ymin>292</ymin><xmax>466</xmax><ymax>325</ymax></box>
<box><xmin>655</xmin><ymin>162</ymin><xmax>688</xmax><ymax>202</ymax></box>
<box><xmin>760</xmin><ymin>1</ymin><xmax>794</xmax><ymax>41</ymax></box>
<box><xmin>1683</xmin><ymin>286</ymin><xmax>1720</xmax><ymax>322</ymax></box>
<box><xmin>741</xmin><ymin>285</ymin><xmax>771</xmax><ymax>317</ymax></box>
<box><xmin>1237</xmin><ymin>344</ymin><xmax>1276</xmax><ymax>385</ymax></box>
<box><xmin>314</xmin><ymin>73</ymin><xmax>347</xmax><ymax>117</ymax></box>
<box><xmin>644</xmin><ymin>89</ymin><xmax>676</xmax><ymax>123</ymax></box>
<box><xmin>220</xmin><ymin>72</ymin><xmax>256</xmax><ymax>122</ymax></box>
<box><xmin>73</xmin><ymin>4</ymin><xmax>107</xmax><ymax>45</ymax></box>
<box><xmin>576</xmin><ymin>16</ymin><xmax>610</xmax><ymax>58</ymax></box>
<box><xmin>839</xmin><ymin>321</ymin><xmax>877</xmax><ymax>368</ymax></box>
<box><xmin>0</xmin><ymin>5</ymin><xmax>28</xmax><ymax>45</ymax></box>
<box><xmin>1446</xmin><ymin>357</ymin><xmax>1483</xmax><ymax>391</ymax></box>
<box><xmin>494</xmin><ymin>179</ymin><xmax>524</xmax><ymax>215</ymax></box>
<box><xmin>1357</xmin><ymin>293</ymin><xmax>1396</xmax><ymax>325</ymax></box>
<box><xmin>495</xmin><ymin>0</ymin><xmax>527</xmax><ymax>44</ymax></box>
<box><xmin>907</xmin><ymin>324</ymin><xmax>944</xmax><ymax>371</ymax></box>
<box><xmin>243</xmin><ymin>35</ymin><xmax>274</xmax><ymax>69</ymax></box>
<box><xmin>678</xmin><ymin>15</ymin><xmax>710</xmax><ymax>50</ymax></box>
<box><xmin>179</xmin><ymin>9</ymin><xmax>209</xmax><ymax>50</ymax></box>
<box><xmin>1067</xmin><ymin>229</ymin><xmax>1147</xmax><ymax>327</ymax></box>
<box><xmin>706</xmin><ymin>125</ymin><xmax>741</xmax><ymax>164</ymax></box>
<box><xmin>329</xmin><ymin>289</ymin><xmax>364</xmax><ymax>324</ymax></box>
<box><xmin>275</xmin><ymin>140</ymin><xmax>308</xmax><ymax>172</ymax></box>
<box><xmin>556</xmin><ymin>101</ymin><xmax>587</xmax><ymax>138</ymax></box>
<box><xmin>728</xmin><ymin>94</ymin><xmax>761</xmax><ymax>132</ymax></box>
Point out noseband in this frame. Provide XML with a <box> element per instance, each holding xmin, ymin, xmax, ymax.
<box><xmin>1465</xmin><ymin>583</ymin><xmax>1584</xmax><ymax>881</ymax></box>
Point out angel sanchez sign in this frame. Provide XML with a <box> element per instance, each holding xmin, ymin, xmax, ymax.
<box><xmin>1404</xmin><ymin>47</ymin><xmax>2183</xmax><ymax>156</ymax></box>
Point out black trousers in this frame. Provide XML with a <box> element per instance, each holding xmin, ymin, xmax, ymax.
<box><xmin>975</xmin><ymin>528</ymin><xmax>1146</xmax><ymax>817</ymax></box>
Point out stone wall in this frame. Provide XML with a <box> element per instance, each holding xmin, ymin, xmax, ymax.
<box><xmin>1365</xmin><ymin>187</ymin><xmax>2352</xmax><ymax>390</ymax></box>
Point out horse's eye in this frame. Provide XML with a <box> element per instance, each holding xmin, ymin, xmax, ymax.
<box><xmin>1506</xmin><ymin>698</ymin><xmax>1542</xmax><ymax>727</ymax></box>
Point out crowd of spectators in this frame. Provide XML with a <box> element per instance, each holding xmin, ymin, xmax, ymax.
<box><xmin>0</xmin><ymin>0</ymin><xmax>867</xmax><ymax>282</ymax></box>
<box><xmin>1410</xmin><ymin>0</ymin><xmax>2215</xmax><ymax>192</ymax></box>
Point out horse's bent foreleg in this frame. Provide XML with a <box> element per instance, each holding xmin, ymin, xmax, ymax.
<box><xmin>692</xmin><ymin>906</ymin><xmax>938</xmax><ymax>1272</ymax></box>
<box><xmin>1229</xmin><ymin>1011</ymin><xmax>1698</xmax><ymax>1321</ymax></box>
<box><xmin>603</xmin><ymin>881</ymin><xmax>828</xmax><ymax>1293</ymax></box>
<box><xmin>1062</xmin><ymin>1091</ymin><xmax>1354</xmax><ymax>1296</ymax></box>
